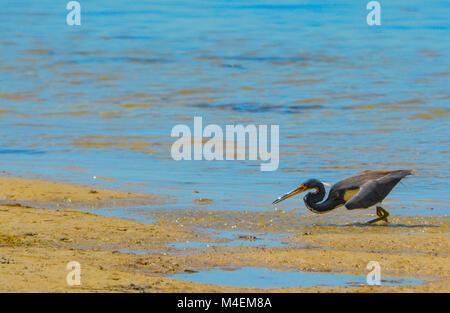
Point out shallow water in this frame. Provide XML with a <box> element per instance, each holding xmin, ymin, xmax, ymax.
<box><xmin>169</xmin><ymin>266</ymin><xmax>423</xmax><ymax>288</ymax></box>
<box><xmin>169</xmin><ymin>231</ymin><xmax>293</xmax><ymax>249</ymax></box>
<box><xmin>0</xmin><ymin>1</ymin><xmax>449</xmax><ymax>218</ymax></box>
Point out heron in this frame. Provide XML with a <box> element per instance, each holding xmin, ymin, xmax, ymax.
<box><xmin>272</xmin><ymin>169</ymin><xmax>413</xmax><ymax>224</ymax></box>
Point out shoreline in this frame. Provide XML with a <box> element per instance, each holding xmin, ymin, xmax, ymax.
<box><xmin>0</xmin><ymin>176</ymin><xmax>448</xmax><ymax>292</ymax></box>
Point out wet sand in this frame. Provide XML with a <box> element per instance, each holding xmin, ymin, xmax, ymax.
<box><xmin>0</xmin><ymin>176</ymin><xmax>448</xmax><ymax>292</ymax></box>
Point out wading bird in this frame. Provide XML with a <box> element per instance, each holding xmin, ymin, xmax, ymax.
<box><xmin>272</xmin><ymin>169</ymin><xmax>412</xmax><ymax>224</ymax></box>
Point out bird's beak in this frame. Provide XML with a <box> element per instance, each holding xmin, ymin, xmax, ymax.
<box><xmin>272</xmin><ymin>184</ymin><xmax>308</xmax><ymax>205</ymax></box>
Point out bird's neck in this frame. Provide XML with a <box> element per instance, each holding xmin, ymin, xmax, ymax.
<box><xmin>303</xmin><ymin>183</ymin><xmax>339</xmax><ymax>213</ymax></box>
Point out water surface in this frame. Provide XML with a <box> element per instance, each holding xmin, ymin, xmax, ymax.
<box><xmin>169</xmin><ymin>266</ymin><xmax>423</xmax><ymax>288</ymax></box>
<box><xmin>0</xmin><ymin>1</ymin><xmax>448</xmax><ymax>217</ymax></box>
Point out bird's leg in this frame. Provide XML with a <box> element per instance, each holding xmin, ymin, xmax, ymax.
<box><xmin>367</xmin><ymin>206</ymin><xmax>390</xmax><ymax>224</ymax></box>
<box><xmin>378</xmin><ymin>206</ymin><xmax>389</xmax><ymax>222</ymax></box>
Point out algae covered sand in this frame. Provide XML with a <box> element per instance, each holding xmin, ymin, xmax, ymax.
<box><xmin>0</xmin><ymin>176</ymin><xmax>158</xmax><ymax>208</ymax></box>
<box><xmin>0</xmin><ymin>176</ymin><xmax>448</xmax><ymax>292</ymax></box>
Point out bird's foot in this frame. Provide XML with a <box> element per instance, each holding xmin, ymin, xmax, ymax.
<box><xmin>367</xmin><ymin>206</ymin><xmax>390</xmax><ymax>224</ymax></box>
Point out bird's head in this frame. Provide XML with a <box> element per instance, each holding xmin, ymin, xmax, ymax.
<box><xmin>272</xmin><ymin>178</ymin><xmax>330</xmax><ymax>204</ymax></box>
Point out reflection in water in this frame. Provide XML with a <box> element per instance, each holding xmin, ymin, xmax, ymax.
<box><xmin>327</xmin><ymin>223</ymin><xmax>441</xmax><ymax>229</ymax></box>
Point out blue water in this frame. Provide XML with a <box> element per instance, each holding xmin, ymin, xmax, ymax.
<box><xmin>0</xmin><ymin>1</ymin><xmax>448</xmax><ymax>217</ymax></box>
<box><xmin>169</xmin><ymin>266</ymin><xmax>423</xmax><ymax>288</ymax></box>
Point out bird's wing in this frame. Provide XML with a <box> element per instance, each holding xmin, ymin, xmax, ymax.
<box><xmin>345</xmin><ymin>170</ymin><xmax>411</xmax><ymax>210</ymax></box>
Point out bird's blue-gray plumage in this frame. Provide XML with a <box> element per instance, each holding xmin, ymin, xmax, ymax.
<box><xmin>302</xmin><ymin>169</ymin><xmax>413</xmax><ymax>213</ymax></box>
<box><xmin>344</xmin><ymin>170</ymin><xmax>412</xmax><ymax>210</ymax></box>
<box><xmin>272</xmin><ymin>169</ymin><xmax>413</xmax><ymax>223</ymax></box>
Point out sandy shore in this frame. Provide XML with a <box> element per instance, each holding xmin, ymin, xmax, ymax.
<box><xmin>0</xmin><ymin>176</ymin><xmax>448</xmax><ymax>292</ymax></box>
